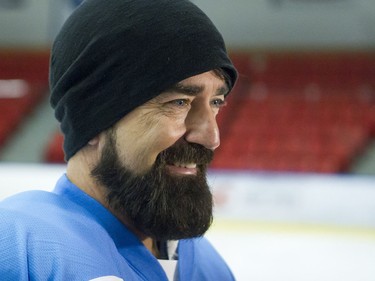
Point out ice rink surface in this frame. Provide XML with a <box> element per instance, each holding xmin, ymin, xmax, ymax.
<box><xmin>1</xmin><ymin>163</ymin><xmax>374</xmax><ymax>281</ymax></box>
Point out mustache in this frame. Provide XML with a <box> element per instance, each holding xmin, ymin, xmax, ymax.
<box><xmin>157</xmin><ymin>142</ymin><xmax>214</xmax><ymax>168</ymax></box>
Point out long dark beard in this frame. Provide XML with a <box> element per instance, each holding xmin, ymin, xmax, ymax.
<box><xmin>91</xmin><ymin>132</ymin><xmax>214</xmax><ymax>241</ymax></box>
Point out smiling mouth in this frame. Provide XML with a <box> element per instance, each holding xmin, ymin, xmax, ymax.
<box><xmin>166</xmin><ymin>162</ymin><xmax>198</xmax><ymax>175</ymax></box>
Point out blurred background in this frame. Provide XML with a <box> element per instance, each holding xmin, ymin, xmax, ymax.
<box><xmin>0</xmin><ymin>0</ymin><xmax>374</xmax><ymax>280</ymax></box>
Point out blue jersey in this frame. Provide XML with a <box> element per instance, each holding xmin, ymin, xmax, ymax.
<box><xmin>0</xmin><ymin>175</ymin><xmax>235</xmax><ymax>280</ymax></box>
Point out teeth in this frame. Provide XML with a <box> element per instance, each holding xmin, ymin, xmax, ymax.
<box><xmin>185</xmin><ymin>163</ymin><xmax>197</xmax><ymax>169</ymax></box>
<box><xmin>174</xmin><ymin>162</ymin><xmax>197</xmax><ymax>168</ymax></box>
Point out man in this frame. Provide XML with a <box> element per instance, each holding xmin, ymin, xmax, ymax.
<box><xmin>0</xmin><ymin>0</ymin><xmax>237</xmax><ymax>280</ymax></box>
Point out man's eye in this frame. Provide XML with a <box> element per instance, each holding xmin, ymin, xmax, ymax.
<box><xmin>171</xmin><ymin>99</ymin><xmax>190</xmax><ymax>107</ymax></box>
<box><xmin>212</xmin><ymin>99</ymin><xmax>227</xmax><ymax>108</ymax></box>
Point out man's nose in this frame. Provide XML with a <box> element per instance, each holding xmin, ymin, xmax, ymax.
<box><xmin>184</xmin><ymin>103</ymin><xmax>220</xmax><ymax>150</ymax></box>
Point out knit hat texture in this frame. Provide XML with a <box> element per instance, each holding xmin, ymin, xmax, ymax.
<box><xmin>50</xmin><ymin>0</ymin><xmax>237</xmax><ymax>160</ymax></box>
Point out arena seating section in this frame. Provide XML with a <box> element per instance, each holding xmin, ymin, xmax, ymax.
<box><xmin>0</xmin><ymin>50</ymin><xmax>49</xmax><ymax>151</ymax></box>
<box><xmin>1</xmin><ymin>50</ymin><xmax>374</xmax><ymax>173</ymax></box>
<box><xmin>212</xmin><ymin>52</ymin><xmax>375</xmax><ymax>173</ymax></box>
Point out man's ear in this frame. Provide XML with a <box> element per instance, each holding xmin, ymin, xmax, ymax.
<box><xmin>84</xmin><ymin>134</ymin><xmax>103</xmax><ymax>163</ymax></box>
<box><xmin>89</xmin><ymin>131</ymin><xmax>109</xmax><ymax>153</ymax></box>
<box><xmin>88</xmin><ymin>136</ymin><xmax>100</xmax><ymax>146</ymax></box>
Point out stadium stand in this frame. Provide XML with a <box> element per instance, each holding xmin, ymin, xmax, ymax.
<box><xmin>0</xmin><ymin>50</ymin><xmax>49</xmax><ymax>152</ymax></box>
<box><xmin>44</xmin><ymin>130</ymin><xmax>64</xmax><ymax>163</ymax></box>
<box><xmin>212</xmin><ymin>52</ymin><xmax>375</xmax><ymax>173</ymax></box>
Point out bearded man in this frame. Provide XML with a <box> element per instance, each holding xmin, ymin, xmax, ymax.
<box><xmin>0</xmin><ymin>0</ymin><xmax>237</xmax><ymax>280</ymax></box>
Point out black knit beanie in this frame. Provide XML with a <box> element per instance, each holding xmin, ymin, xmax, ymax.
<box><xmin>50</xmin><ymin>0</ymin><xmax>237</xmax><ymax>160</ymax></box>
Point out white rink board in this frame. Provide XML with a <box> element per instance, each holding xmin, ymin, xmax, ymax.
<box><xmin>1</xmin><ymin>164</ymin><xmax>375</xmax><ymax>281</ymax></box>
<box><xmin>208</xmin><ymin>170</ymin><xmax>375</xmax><ymax>228</ymax></box>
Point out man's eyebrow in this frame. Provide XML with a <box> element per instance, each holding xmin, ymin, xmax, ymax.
<box><xmin>167</xmin><ymin>82</ymin><xmax>229</xmax><ymax>97</ymax></box>
<box><xmin>217</xmin><ymin>84</ymin><xmax>230</xmax><ymax>96</ymax></box>
<box><xmin>167</xmin><ymin>83</ymin><xmax>203</xmax><ymax>96</ymax></box>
